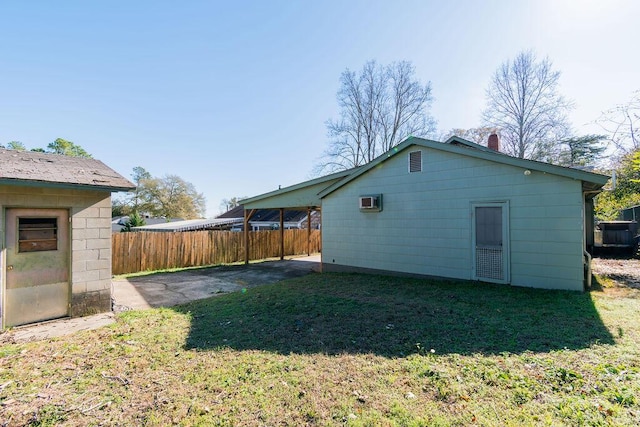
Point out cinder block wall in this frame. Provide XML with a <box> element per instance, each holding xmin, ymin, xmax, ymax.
<box><xmin>0</xmin><ymin>185</ymin><xmax>113</xmax><ymax>318</ymax></box>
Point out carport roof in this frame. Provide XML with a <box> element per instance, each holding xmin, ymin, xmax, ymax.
<box><xmin>0</xmin><ymin>149</ymin><xmax>135</xmax><ymax>191</ymax></box>
<box><xmin>240</xmin><ymin>168</ymin><xmax>357</xmax><ymax>209</ymax></box>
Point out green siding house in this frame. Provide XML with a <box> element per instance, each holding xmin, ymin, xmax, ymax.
<box><xmin>243</xmin><ymin>136</ymin><xmax>609</xmax><ymax>291</ymax></box>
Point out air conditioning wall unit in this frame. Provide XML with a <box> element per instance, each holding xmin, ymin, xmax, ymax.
<box><xmin>359</xmin><ymin>194</ymin><xmax>382</xmax><ymax>212</ymax></box>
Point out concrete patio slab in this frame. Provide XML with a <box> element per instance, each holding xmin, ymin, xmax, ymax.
<box><xmin>112</xmin><ymin>255</ymin><xmax>321</xmax><ymax>311</ymax></box>
<box><xmin>0</xmin><ymin>255</ymin><xmax>320</xmax><ymax>343</ymax></box>
<box><xmin>0</xmin><ymin>313</ymin><xmax>115</xmax><ymax>344</ymax></box>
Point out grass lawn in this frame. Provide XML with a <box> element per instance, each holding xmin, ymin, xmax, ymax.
<box><xmin>1</xmin><ymin>273</ymin><xmax>639</xmax><ymax>426</ymax></box>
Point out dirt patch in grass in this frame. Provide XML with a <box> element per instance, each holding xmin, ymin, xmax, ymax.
<box><xmin>1</xmin><ymin>274</ymin><xmax>639</xmax><ymax>426</ymax></box>
<box><xmin>592</xmin><ymin>256</ymin><xmax>640</xmax><ymax>297</ymax></box>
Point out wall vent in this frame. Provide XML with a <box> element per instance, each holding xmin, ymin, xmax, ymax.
<box><xmin>409</xmin><ymin>150</ymin><xmax>422</xmax><ymax>173</ymax></box>
<box><xmin>359</xmin><ymin>195</ymin><xmax>382</xmax><ymax>212</ymax></box>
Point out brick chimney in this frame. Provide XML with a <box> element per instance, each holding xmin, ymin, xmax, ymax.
<box><xmin>488</xmin><ymin>133</ymin><xmax>500</xmax><ymax>152</ymax></box>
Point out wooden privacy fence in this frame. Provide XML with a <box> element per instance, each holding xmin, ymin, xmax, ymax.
<box><xmin>112</xmin><ymin>230</ymin><xmax>321</xmax><ymax>275</ymax></box>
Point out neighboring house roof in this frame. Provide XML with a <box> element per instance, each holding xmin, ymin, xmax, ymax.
<box><xmin>111</xmin><ymin>217</ymin><xmax>184</xmax><ymax>232</ymax></box>
<box><xmin>443</xmin><ymin>135</ymin><xmax>498</xmax><ymax>153</ymax></box>
<box><xmin>250</xmin><ymin>209</ymin><xmax>311</xmax><ymax>223</ymax></box>
<box><xmin>216</xmin><ymin>205</ymin><xmax>246</xmax><ymax>218</ymax></box>
<box><xmin>132</xmin><ymin>218</ymin><xmax>239</xmax><ymax>232</ymax></box>
<box><xmin>217</xmin><ymin>205</ymin><xmax>315</xmax><ymax>223</ymax></box>
<box><xmin>0</xmin><ymin>149</ymin><xmax>135</xmax><ymax>191</ymax></box>
<box><xmin>318</xmin><ymin>136</ymin><xmax>610</xmax><ymax>198</ymax></box>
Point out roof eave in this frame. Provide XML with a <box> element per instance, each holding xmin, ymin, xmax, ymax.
<box><xmin>240</xmin><ymin>167</ymin><xmax>357</xmax><ymax>207</ymax></box>
<box><xmin>0</xmin><ymin>178</ymin><xmax>135</xmax><ymax>192</ymax></box>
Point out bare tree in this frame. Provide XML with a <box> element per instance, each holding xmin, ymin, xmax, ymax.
<box><xmin>596</xmin><ymin>90</ymin><xmax>640</xmax><ymax>153</ymax></box>
<box><xmin>219</xmin><ymin>196</ymin><xmax>245</xmax><ymax>213</ymax></box>
<box><xmin>318</xmin><ymin>60</ymin><xmax>435</xmax><ymax>172</ymax></box>
<box><xmin>482</xmin><ymin>51</ymin><xmax>573</xmax><ymax>160</ymax></box>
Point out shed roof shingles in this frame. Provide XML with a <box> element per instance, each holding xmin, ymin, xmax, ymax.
<box><xmin>0</xmin><ymin>149</ymin><xmax>135</xmax><ymax>190</ymax></box>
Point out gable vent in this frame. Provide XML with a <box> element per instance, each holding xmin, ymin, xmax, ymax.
<box><xmin>409</xmin><ymin>150</ymin><xmax>422</xmax><ymax>173</ymax></box>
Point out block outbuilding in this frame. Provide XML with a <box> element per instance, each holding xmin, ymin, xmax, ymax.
<box><xmin>0</xmin><ymin>149</ymin><xmax>134</xmax><ymax>328</ymax></box>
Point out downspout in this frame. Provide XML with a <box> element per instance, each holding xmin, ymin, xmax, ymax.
<box><xmin>583</xmin><ymin>189</ymin><xmax>601</xmax><ymax>290</ymax></box>
<box><xmin>583</xmin><ymin>249</ymin><xmax>592</xmax><ymax>290</ymax></box>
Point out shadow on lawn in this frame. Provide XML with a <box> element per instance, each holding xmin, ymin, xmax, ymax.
<box><xmin>173</xmin><ymin>273</ymin><xmax>615</xmax><ymax>357</ymax></box>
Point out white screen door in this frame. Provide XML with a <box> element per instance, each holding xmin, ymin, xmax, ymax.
<box><xmin>472</xmin><ymin>202</ymin><xmax>509</xmax><ymax>283</ymax></box>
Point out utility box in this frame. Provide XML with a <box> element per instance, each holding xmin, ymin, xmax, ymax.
<box><xmin>594</xmin><ymin>221</ymin><xmax>639</xmax><ymax>253</ymax></box>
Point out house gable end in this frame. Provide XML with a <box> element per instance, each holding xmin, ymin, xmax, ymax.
<box><xmin>319</xmin><ymin>137</ymin><xmax>609</xmax><ymax>199</ymax></box>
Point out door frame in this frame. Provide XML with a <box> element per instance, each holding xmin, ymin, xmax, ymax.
<box><xmin>471</xmin><ymin>201</ymin><xmax>510</xmax><ymax>284</ymax></box>
<box><xmin>2</xmin><ymin>207</ymin><xmax>72</xmax><ymax>328</ymax></box>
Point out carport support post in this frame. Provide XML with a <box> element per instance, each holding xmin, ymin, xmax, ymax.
<box><xmin>279</xmin><ymin>208</ymin><xmax>285</xmax><ymax>260</ymax></box>
<box><xmin>244</xmin><ymin>209</ymin><xmax>256</xmax><ymax>264</ymax></box>
<box><xmin>307</xmin><ymin>207</ymin><xmax>311</xmax><ymax>256</ymax></box>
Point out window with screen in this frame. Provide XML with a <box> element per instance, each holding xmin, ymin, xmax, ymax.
<box><xmin>18</xmin><ymin>217</ymin><xmax>58</xmax><ymax>252</ymax></box>
<box><xmin>475</xmin><ymin>207</ymin><xmax>503</xmax><ymax>247</ymax></box>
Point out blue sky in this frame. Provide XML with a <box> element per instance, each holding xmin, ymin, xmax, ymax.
<box><xmin>2</xmin><ymin>0</ymin><xmax>638</xmax><ymax>216</ymax></box>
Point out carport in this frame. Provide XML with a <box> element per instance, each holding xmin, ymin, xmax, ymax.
<box><xmin>239</xmin><ymin>169</ymin><xmax>354</xmax><ymax>264</ymax></box>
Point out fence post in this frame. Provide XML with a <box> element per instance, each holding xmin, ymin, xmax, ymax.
<box><xmin>307</xmin><ymin>207</ymin><xmax>311</xmax><ymax>256</ymax></box>
<box><xmin>280</xmin><ymin>208</ymin><xmax>285</xmax><ymax>260</ymax></box>
<box><xmin>244</xmin><ymin>209</ymin><xmax>255</xmax><ymax>264</ymax></box>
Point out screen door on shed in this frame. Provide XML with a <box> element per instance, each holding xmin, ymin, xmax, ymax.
<box><xmin>4</xmin><ymin>208</ymin><xmax>70</xmax><ymax>327</ymax></box>
<box><xmin>472</xmin><ymin>203</ymin><xmax>509</xmax><ymax>283</ymax></box>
